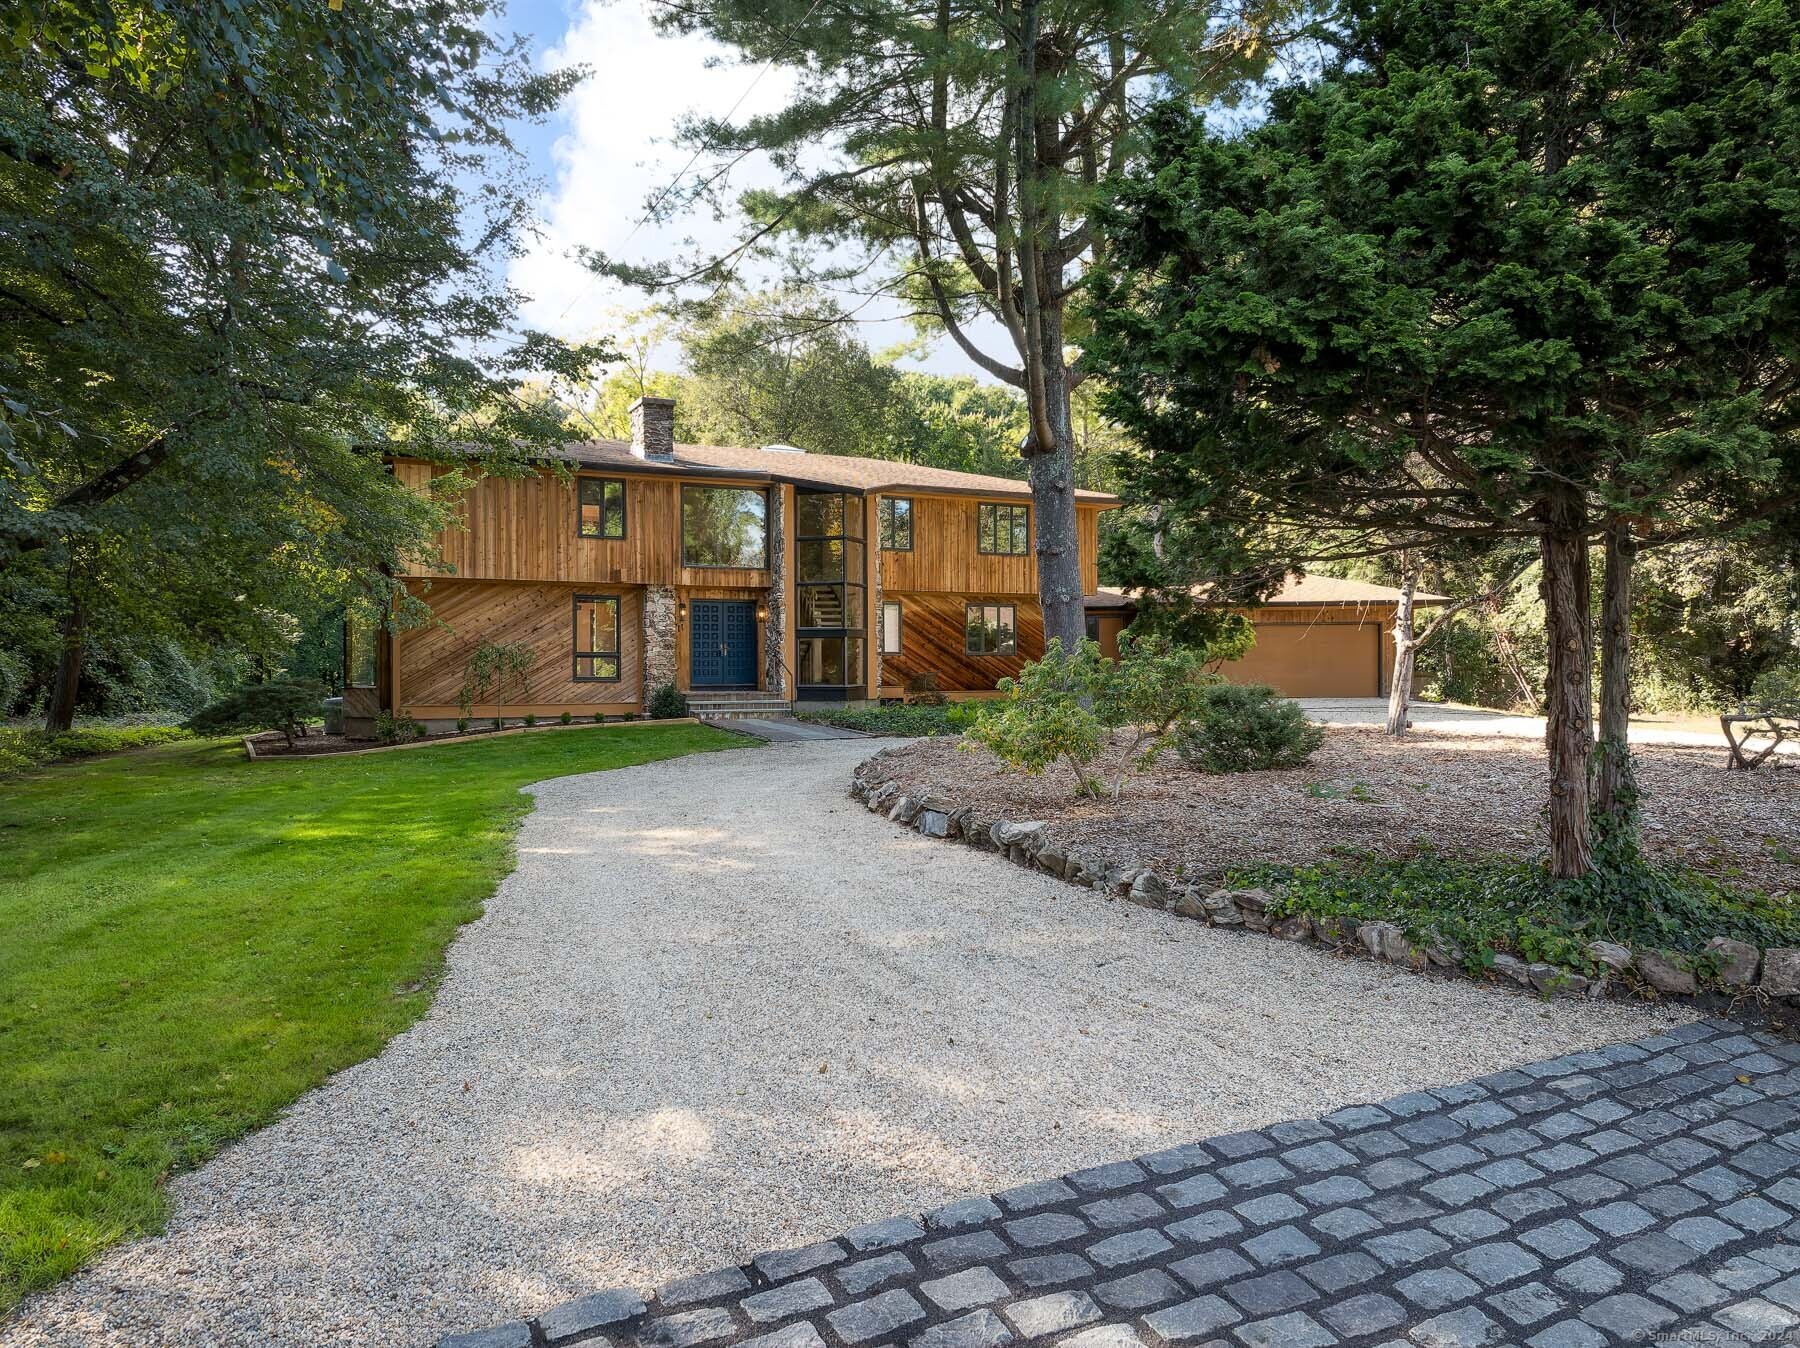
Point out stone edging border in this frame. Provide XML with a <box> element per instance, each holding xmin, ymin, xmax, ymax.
<box><xmin>848</xmin><ymin>747</ymin><xmax>1800</xmax><ymax>1009</ymax></box>
<box><xmin>242</xmin><ymin>717</ymin><xmax>703</xmax><ymax>761</ymax></box>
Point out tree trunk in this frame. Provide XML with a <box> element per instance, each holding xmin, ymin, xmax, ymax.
<box><xmin>44</xmin><ymin>595</ymin><xmax>86</xmax><ymax>734</ymax></box>
<box><xmin>1027</xmin><ymin>302</ymin><xmax>1086</xmax><ymax>653</ymax></box>
<box><xmin>1541</xmin><ymin>485</ymin><xmax>1594</xmax><ymax>878</ymax></box>
<box><xmin>1385</xmin><ymin>573</ymin><xmax>1417</xmax><ymax>736</ymax></box>
<box><xmin>1594</xmin><ymin>522</ymin><xmax>1637</xmax><ymax>840</ymax></box>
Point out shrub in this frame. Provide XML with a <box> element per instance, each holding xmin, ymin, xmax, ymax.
<box><xmin>1175</xmin><ymin>683</ymin><xmax>1324</xmax><ymax>774</ymax></box>
<box><xmin>0</xmin><ymin>724</ymin><xmax>190</xmax><ymax>775</ymax></box>
<box><xmin>647</xmin><ymin>684</ymin><xmax>689</xmax><ymax>719</ymax></box>
<box><xmin>904</xmin><ymin>671</ymin><xmax>947</xmax><ymax>706</ymax></box>
<box><xmin>593</xmin><ymin>712</ymin><xmax>605</xmax><ymax>723</ymax></box>
<box><xmin>560</xmin><ymin>711</ymin><xmax>573</xmax><ymax>725</ymax></box>
<box><xmin>797</xmin><ymin>704</ymin><xmax>957</xmax><ymax>736</ymax></box>
<box><xmin>373</xmin><ymin>711</ymin><xmax>425</xmax><ymax>745</ymax></box>
<box><xmin>1092</xmin><ymin>633</ymin><xmax>1215</xmax><ymax>798</ymax></box>
<box><xmin>1752</xmin><ymin>665</ymin><xmax>1800</xmax><ymax>717</ymax></box>
<box><xmin>523</xmin><ymin>713</ymin><xmax>537</xmax><ymax>727</ymax></box>
<box><xmin>456</xmin><ymin>716</ymin><xmax>470</xmax><ymax>733</ymax></box>
<box><xmin>962</xmin><ymin>639</ymin><xmax>1107</xmax><ymax>796</ymax></box>
<box><xmin>186</xmin><ymin>680</ymin><xmax>328</xmax><ymax>748</ymax></box>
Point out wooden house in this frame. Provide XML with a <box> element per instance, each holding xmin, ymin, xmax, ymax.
<box><xmin>346</xmin><ymin>396</ymin><xmax>1118</xmax><ymax>728</ymax></box>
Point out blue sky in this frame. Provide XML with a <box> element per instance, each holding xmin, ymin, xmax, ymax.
<box><xmin>493</xmin><ymin>0</ymin><xmax>997</xmax><ymax>382</ymax></box>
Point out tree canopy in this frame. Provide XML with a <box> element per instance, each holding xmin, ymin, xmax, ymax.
<box><xmin>1</xmin><ymin>1</ymin><xmax>606</xmax><ymax>725</ymax></box>
<box><xmin>593</xmin><ymin>0</ymin><xmax>1306</xmax><ymax>649</ymax></box>
<box><xmin>1090</xmin><ymin>0</ymin><xmax>1800</xmax><ymax>874</ymax></box>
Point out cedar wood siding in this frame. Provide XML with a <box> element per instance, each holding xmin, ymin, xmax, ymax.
<box><xmin>388</xmin><ymin>459</ymin><xmax>1110</xmax><ymax>708</ymax></box>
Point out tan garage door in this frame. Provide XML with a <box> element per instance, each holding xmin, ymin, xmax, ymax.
<box><xmin>1219</xmin><ymin>621</ymin><xmax>1382</xmax><ymax>698</ymax></box>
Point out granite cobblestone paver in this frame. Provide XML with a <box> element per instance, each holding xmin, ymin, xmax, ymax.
<box><xmin>440</xmin><ymin>1020</ymin><xmax>1800</xmax><ymax>1348</ymax></box>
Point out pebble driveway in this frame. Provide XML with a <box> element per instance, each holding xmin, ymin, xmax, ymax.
<box><xmin>447</xmin><ymin>1018</ymin><xmax>1800</xmax><ymax>1348</ymax></box>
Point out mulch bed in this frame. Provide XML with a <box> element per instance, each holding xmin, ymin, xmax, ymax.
<box><xmin>245</xmin><ymin>725</ymin><xmax>519</xmax><ymax>757</ymax></box>
<box><xmin>880</xmin><ymin>728</ymin><xmax>1800</xmax><ymax>898</ymax></box>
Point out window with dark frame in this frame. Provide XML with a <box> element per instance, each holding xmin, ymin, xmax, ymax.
<box><xmin>345</xmin><ymin>614</ymin><xmax>377</xmax><ymax>688</ymax></box>
<box><xmin>578</xmin><ymin>477</ymin><xmax>627</xmax><ymax>539</ymax></box>
<box><xmin>879</xmin><ymin>496</ymin><xmax>913</xmax><ymax>550</ymax></box>
<box><xmin>977</xmin><ymin>502</ymin><xmax>1030</xmax><ymax>555</ymax></box>
<box><xmin>573</xmin><ymin>594</ymin><xmax>622</xmax><ymax>681</ymax></box>
<box><xmin>879</xmin><ymin>601</ymin><xmax>903</xmax><ymax>655</ymax></box>
<box><xmin>794</xmin><ymin>489</ymin><xmax>866</xmax><ymax>691</ymax></box>
<box><xmin>965</xmin><ymin>602</ymin><xmax>1017</xmax><ymax>656</ymax></box>
<box><xmin>681</xmin><ymin>485</ymin><xmax>769</xmax><ymax>568</ymax></box>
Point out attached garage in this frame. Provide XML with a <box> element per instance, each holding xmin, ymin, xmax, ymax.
<box><xmin>1219</xmin><ymin>615</ymin><xmax>1385</xmax><ymax>698</ymax></box>
<box><xmin>1085</xmin><ymin>574</ymin><xmax>1446</xmax><ymax>701</ymax></box>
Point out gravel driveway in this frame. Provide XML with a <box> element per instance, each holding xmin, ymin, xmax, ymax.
<box><xmin>5</xmin><ymin>739</ymin><xmax>1688</xmax><ymax>1348</ymax></box>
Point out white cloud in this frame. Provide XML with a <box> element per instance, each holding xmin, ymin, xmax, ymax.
<box><xmin>509</xmin><ymin>0</ymin><xmax>1009</xmax><ymax>381</ymax></box>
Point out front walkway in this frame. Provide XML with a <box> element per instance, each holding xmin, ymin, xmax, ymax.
<box><xmin>7</xmin><ymin>741</ymin><xmax>1684</xmax><ymax>1347</ymax></box>
<box><xmin>449</xmin><ymin>1019</ymin><xmax>1800</xmax><ymax>1348</ymax></box>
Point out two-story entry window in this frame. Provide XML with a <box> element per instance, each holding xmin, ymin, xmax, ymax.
<box><xmin>573</xmin><ymin>594</ymin><xmax>621</xmax><ymax>680</ymax></box>
<box><xmin>577</xmin><ymin>477</ymin><xmax>626</xmax><ymax>539</ymax></box>
<box><xmin>794</xmin><ymin>489</ymin><xmax>865</xmax><ymax>696</ymax></box>
<box><xmin>965</xmin><ymin>603</ymin><xmax>1017</xmax><ymax>656</ymax></box>
<box><xmin>878</xmin><ymin>496</ymin><xmax>913</xmax><ymax>550</ymax></box>
<box><xmin>682</xmin><ymin>485</ymin><xmax>768</xmax><ymax>568</ymax></box>
<box><xmin>978</xmin><ymin>502</ymin><xmax>1030</xmax><ymax>555</ymax></box>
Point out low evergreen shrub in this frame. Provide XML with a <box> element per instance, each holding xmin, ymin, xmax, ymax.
<box><xmin>647</xmin><ymin>684</ymin><xmax>689</xmax><ymax>719</ymax></box>
<box><xmin>1175</xmin><ymin>683</ymin><xmax>1324</xmax><ymax>774</ymax></box>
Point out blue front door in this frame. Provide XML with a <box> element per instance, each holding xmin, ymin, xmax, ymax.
<box><xmin>690</xmin><ymin>600</ymin><xmax>758</xmax><ymax>688</ymax></box>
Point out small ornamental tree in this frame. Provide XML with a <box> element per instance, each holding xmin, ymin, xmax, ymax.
<box><xmin>963</xmin><ymin>640</ymin><xmax>1107</xmax><ymax>798</ymax></box>
<box><xmin>458</xmin><ymin>640</ymin><xmax>535</xmax><ymax>727</ymax></box>
<box><xmin>187</xmin><ymin>680</ymin><xmax>328</xmax><ymax>749</ymax></box>
<box><xmin>1091</xmin><ymin>0</ymin><xmax>1800</xmax><ymax>875</ymax></box>
<box><xmin>1091</xmin><ymin>632</ymin><xmax>1215</xmax><ymax>799</ymax></box>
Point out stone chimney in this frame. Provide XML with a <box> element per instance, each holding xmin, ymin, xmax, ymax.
<box><xmin>629</xmin><ymin>395</ymin><xmax>676</xmax><ymax>462</ymax></box>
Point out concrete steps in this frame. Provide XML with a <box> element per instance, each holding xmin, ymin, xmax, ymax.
<box><xmin>688</xmin><ymin>690</ymin><xmax>794</xmax><ymax>719</ymax></box>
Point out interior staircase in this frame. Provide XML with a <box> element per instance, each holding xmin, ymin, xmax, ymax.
<box><xmin>688</xmin><ymin>689</ymin><xmax>795</xmax><ymax>720</ymax></box>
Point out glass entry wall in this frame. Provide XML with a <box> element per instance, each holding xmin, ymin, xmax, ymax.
<box><xmin>793</xmin><ymin>489</ymin><xmax>866</xmax><ymax>699</ymax></box>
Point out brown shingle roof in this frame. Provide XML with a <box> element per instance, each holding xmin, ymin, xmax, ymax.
<box><xmin>537</xmin><ymin>439</ymin><xmax>1117</xmax><ymax>503</ymax></box>
<box><xmin>1090</xmin><ymin>574</ymin><xmax>1450</xmax><ymax>610</ymax></box>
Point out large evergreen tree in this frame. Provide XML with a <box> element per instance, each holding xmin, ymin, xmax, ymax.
<box><xmin>1090</xmin><ymin>0</ymin><xmax>1800</xmax><ymax>876</ymax></box>
<box><xmin>596</xmin><ymin>0</ymin><xmax>1306</xmax><ymax>652</ymax></box>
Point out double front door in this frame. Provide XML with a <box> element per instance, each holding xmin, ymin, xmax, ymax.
<box><xmin>690</xmin><ymin>600</ymin><xmax>758</xmax><ymax>688</ymax></box>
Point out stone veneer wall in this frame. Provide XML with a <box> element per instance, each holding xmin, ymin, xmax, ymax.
<box><xmin>763</xmin><ymin>489</ymin><xmax>788</xmax><ymax>698</ymax></box>
<box><xmin>642</xmin><ymin>585</ymin><xmax>678</xmax><ymax>710</ymax></box>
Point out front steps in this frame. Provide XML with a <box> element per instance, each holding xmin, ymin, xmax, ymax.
<box><xmin>688</xmin><ymin>689</ymin><xmax>794</xmax><ymax>719</ymax></box>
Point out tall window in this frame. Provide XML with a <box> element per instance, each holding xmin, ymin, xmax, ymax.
<box><xmin>682</xmin><ymin>486</ymin><xmax>768</xmax><ymax>568</ymax></box>
<box><xmin>578</xmin><ymin>477</ymin><xmax>626</xmax><ymax>539</ymax></box>
<box><xmin>978</xmin><ymin>502</ymin><xmax>1030</xmax><ymax>555</ymax></box>
<box><xmin>573</xmin><ymin>594</ymin><xmax>621</xmax><ymax>680</ymax></box>
<box><xmin>795</xmin><ymin>489</ymin><xmax>866</xmax><ymax>692</ymax></box>
<box><xmin>965</xmin><ymin>603</ymin><xmax>1017</xmax><ymax>656</ymax></box>
<box><xmin>879</xmin><ymin>601</ymin><xmax>903</xmax><ymax>655</ymax></box>
<box><xmin>879</xmin><ymin>496</ymin><xmax>913</xmax><ymax>550</ymax></box>
<box><xmin>345</xmin><ymin>614</ymin><xmax>377</xmax><ymax>688</ymax></box>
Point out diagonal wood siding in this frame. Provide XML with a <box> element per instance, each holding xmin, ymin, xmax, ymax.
<box><xmin>877</xmin><ymin>591</ymin><xmax>1045</xmax><ymax>694</ymax></box>
<box><xmin>396</xmin><ymin>580</ymin><xmax>643</xmax><ymax>717</ymax></box>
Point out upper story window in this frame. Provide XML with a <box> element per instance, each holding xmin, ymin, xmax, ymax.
<box><xmin>978</xmin><ymin>502</ymin><xmax>1030</xmax><ymax>556</ymax></box>
<box><xmin>578</xmin><ymin>477</ymin><xmax>626</xmax><ymax>539</ymax></box>
<box><xmin>682</xmin><ymin>485</ymin><xmax>768</xmax><ymax>569</ymax></box>
<box><xmin>879</xmin><ymin>496</ymin><xmax>913</xmax><ymax>550</ymax></box>
<box><xmin>965</xmin><ymin>603</ymin><xmax>1017</xmax><ymax>656</ymax></box>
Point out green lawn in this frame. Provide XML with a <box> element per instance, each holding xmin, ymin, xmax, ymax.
<box><xmin>0</xmin><ymin>724</ymin><xmax>743</xmax><ymax>1313</ymax></box>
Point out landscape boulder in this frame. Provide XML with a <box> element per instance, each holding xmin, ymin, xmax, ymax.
<box><xmin>1202</xmin><ymin>890</ymin><xmax>1244</xmax><ymax>926</ymax></box>
<box><xmin>1703</xmin><ymin>937</ymin><xmax>1760</xmax><ymax>987</ymax></box>
<box><xmin>1634</xmin><ymin>950</ymin><xmax>1697</xmax><ymax>996</ymax></box>
<box><xmin>1127</xmin><ymin>871</ymin><xmax>1169</xmax><ymax>910</ymax></box>
<box><xmin>1586</xmin><ymin>941</ymin><xmax>1633</xmax><ymax>973</ymax></box>
<box><xmin>1762</xmin><ymin>949</ymin><xmax>1800</xmax><ymax>998</ymax></box>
